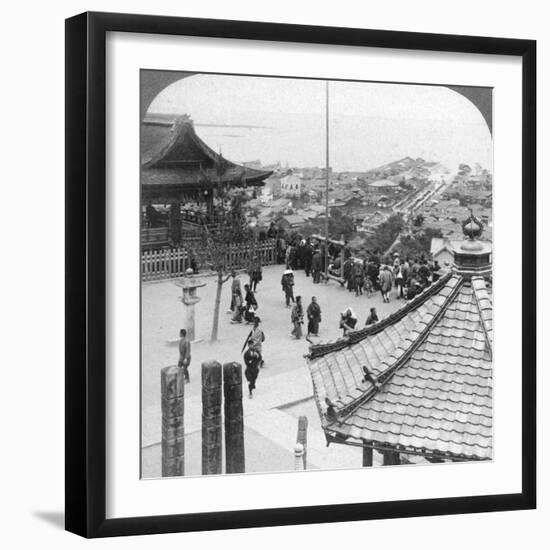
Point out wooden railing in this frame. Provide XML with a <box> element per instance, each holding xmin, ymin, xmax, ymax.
<box><xmin>142</xmin><ymin>239</ymin><xmax>277</xmax><ymax>282</ymax></box>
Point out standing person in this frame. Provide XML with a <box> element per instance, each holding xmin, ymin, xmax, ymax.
<box><xmin>285</xmin><ymin>243</ymin><xmax>293</xmax><ymax>269</ymax></box>
<box><xmin>230</xmin><ymin>288</ymin><xmax>244</xmax><ymax>324</ymax></box>
<box><xmin>365</xmin><ymin>307</ymin><xmax>379</xmax><ymax>326</ymax></box>
<box><xmin>364</xmin><ymin>260</ymin><xmax>374</xmax><ymax>297</ymax></box>
<box><xmin>248</xmin><ymin>317</ymin><xmax>265</xmax><ymax>367</ymax></box>
<box><xmin>291</xmin><ymin>296</ymin><xmax>304</xmax><ymax>339</ymax></box>
<box><xmin>296</xmin><ymin>240</ymin><xmax>306</xmax><ymax>270</ymax></box>
<box><xmin>303</xmin><ymin>239</ymin><xmax>313</xmax><ymax>277</ymax></box>
<box><xmin>249</xmin><ymin>256</ymin><xmax>263</xmax><ymax>292</ymax></box>
<box><xmin>379</xmin><ymin>265</ymin><xmax>394</xmax><ymax>303</ymax></box>
<box><xmin>276</xmin><ymin>237</ymin><xmax>286</xmax><ymax>264</ymax></box>
<box><xmin>267</xmin><ymin>221</ymin><xmax>278</xmax><ymax>239</ymax></box>
<box><xmin>368</xmin><ymin>259</ymin><xmax>380</xmax><ymax>292</ymax></box>
<box><xmin>281</xmin><ymin>269</ymin><xmax>295</xmax><ymax>306</ymax></box>
<box><xmin>402</xmin><ymin>257</ymin><xmax>411</xmax><ymax>288</ymax></box>
<box><xmin>353</xmin><ymin>260</ymin><xmax>365</xmax><ymax>296</ymax></box>
<box><xmin>311</xmin><ymin>248</ymin><xmax>322</xmax><ymax>284</ymax></box>
<box><xmin>394</xmin><ymin>261</ymin><xmax>405</xmax><ymax>299</ymax></box>
<box><xmin>393</xmin><ymin>252</ymin><xmax>401</xmax><ymax>270</ymax></box>
<box><xmin>227</xmin><ymin>270</ymin><xmax>241</xmax><ymax>313</ymax></box>
<box><xmin>306</xmin><ymin>296</ymin><xmax>322</xmax><ymax>337</ymax></box>
<box><xmin>344</xmin><ymin>257</ymin><xmax>354</xmax><ymax>292</ymax></box>
<box><xmin>418</xmin><ymin>259</ymin><xmax>431</xmax><ymax>287</ymax></box>
<box><xmin>243</xmin><ymin>340</ymin><xmax>261</xmax><ymax>398</ymax></box>
<box><xmin>177</xmin><ymin>328</ymin><xmax>191</xmax><ymax>383</ymax></box>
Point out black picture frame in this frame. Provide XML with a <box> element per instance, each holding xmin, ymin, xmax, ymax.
<box><xmin>65</xmin><ymin>11</ymin><xmax>536</xmax><ymax>538</ymax></box>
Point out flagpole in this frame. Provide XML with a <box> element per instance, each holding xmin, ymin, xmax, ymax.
<box><xmin>324</xmin><ymin>80</ymin><xmax>330</xmax><ymax>284</ymax></box>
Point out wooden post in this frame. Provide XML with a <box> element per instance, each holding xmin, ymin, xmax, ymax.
<box><xmin>202</xmin><ymin>361</ymin><xmax>223</xmax><ymax>475</ymax></box>
<box><xmin>296</xmin><ymin>416</ymin><xmax>308</xmax><ymax>470</ymax></box>
<box><xmin>161</xmin><ymin>366</ymin><xmax>185</xmax><ymax>477</ymax></box>
<box><xmin>382</xmin><ymin>450</ymin><xmax>401</xmax><ymax>466</ymax></box>
<box><xmin>223</xmin><ymin>362</ymin><xmax>245</xmax><ymax>474</ymax></box>
<box><xmin>362</xmin><ymin>445</ymin><xmax>373</xmax><ymax>467</ymax></box>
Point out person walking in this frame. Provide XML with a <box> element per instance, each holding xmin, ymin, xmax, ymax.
<box><xmin>281</xmin><ymin>269</ymin><xmax>295</xmax><ymax>306</ymax></box>
<box><xmin>365</xmin><ymin>307</ymin><xmax>379</xmax><ymax>326</ymax></box>
<box><xmin>291</xmin><ymin>296</ymin><xmax>304</xmax><ymax>339</ymax></box>
<box><xmin>379</xmin><ymin>265</ymin><xmax>394</xmax><ymax>303</ymax></box>
<box><xmin>243</xmin><ymin>340</ymin><xmax>261</xmax><ymax>398</ymax></box>
<box><xmin>248</xmin><ymin>317</ymin><xmax>266</xmax><ymax>367</ymax></box>
<box><xmin>177</xmin><ymin>328</ymin><xmax>191</xmax><ymax>383</ymax></box>
<box><xmin>306</xmin><ymin>296</ymin><xmax>322</xmax><ymax>337</ymax></box>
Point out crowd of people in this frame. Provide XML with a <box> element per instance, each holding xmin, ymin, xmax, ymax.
<box><xmin>177</xmin><ymin>225</ymin><xmax>449</xmax><ymax>398</ymax></box>
<box><xmin>337</xmin><ymin>250</ymin><xmax>447</xmax><ymax>303</ymax></box>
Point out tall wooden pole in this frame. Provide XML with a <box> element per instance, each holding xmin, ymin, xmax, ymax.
<box><xmin>201</xmin><ymin>361</ymin><xmax>223</xmax><ymax>475</ymax></box>
<box><xmin>161</xmin><ymin>366</ymin><xmax>185</xmax><ymax>477</ymax></box>
<box><xmin>223</xmin><ymin>362</ymin><xmax>245</xmax><ymax>474</ymax></box>
<box><xmin>324</xmin><ymin>80</ymin><xmax>330</xmax><ymax>283</ymax></box>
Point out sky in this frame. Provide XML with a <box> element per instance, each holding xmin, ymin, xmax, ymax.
<box><xmin>148</xmin><ymin>74</ymin><xmax>493</xmax><ymax>174</ymax></box>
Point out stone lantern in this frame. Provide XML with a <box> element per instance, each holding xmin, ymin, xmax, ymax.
<box><xmin>174</xmin><ymin>268</ymin><xmax>206</xmax><ymax>342</ymax></box>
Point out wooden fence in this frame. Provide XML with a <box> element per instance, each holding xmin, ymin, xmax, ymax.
<box><xmin>142</xmin><ymin>239</ymin><xmax>277</xmax><ymax>282</ymax></box>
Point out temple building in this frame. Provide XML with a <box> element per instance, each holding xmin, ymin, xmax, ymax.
<box><xmin>307</xmin><ymin>214</ymin><xmax>493</xmax><ymax>466</ymax></box>
<box><xmin>141</xmin><ymin>115</ymin><xmax>272</xmax><ymax>248</ymax></box>
<box><xmin>141</xmin><ymin>114</ymin><xmax>272</xmax><ymax>205</ymax></box>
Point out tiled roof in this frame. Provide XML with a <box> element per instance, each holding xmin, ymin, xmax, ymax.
<box><xmin>307</xmin><ymin>272</ymin><xmax>493</xmax><ymax>461</ymax></box>
<box><xmin>141</xmin><ymin>117</ymin><xmax>271</xmax><ymax>190</ymax></box>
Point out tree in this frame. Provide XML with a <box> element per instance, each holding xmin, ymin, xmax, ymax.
<box><xmin>361</xmin><ymin>214</ymin><xmax>405</xmax><ymax>254</ymax></box>
<box><xmin>397</xmin><ymin>227</ymin><xmax>443</xmax><ymax>259</ymax></box>
<box><xmin>201</xmin><ymin>180</ymin><xmax>254</xmax><ymax>342</ymax></box>
<box><xmin>413</xmin><ymin>213</ymin><xmax>425</xmax><ymax>227</ymax></box>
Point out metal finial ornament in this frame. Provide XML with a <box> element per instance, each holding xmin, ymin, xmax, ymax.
<box><xmin>462</xmin><ymin>210</ymin><xmax>484</xmax><ymax>240</ymax></box>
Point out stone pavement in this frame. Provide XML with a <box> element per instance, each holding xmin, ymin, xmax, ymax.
<box><xmin>142</xmin><ymin>264</ymin><xmax>401</xmax><ymax>476</ymax></box>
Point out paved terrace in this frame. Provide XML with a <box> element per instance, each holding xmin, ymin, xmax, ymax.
<box><xmin>142</xmin><ymin>264</ymin><xmax>402</xmax><ymax>477</ymax></box>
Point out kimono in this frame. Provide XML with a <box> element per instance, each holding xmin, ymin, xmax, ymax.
<box><xmin>244</xmin><ymin>347</ymin><xmax>261</xmax><ymax>393</ymax></box>
<box><xmin>231</xmin><ymin>292</ymin><xmax>243</xmax><ymax>323</ymax></box>
<box><xmin>291</xmin><ymin>303</ymin><xmax>304</xmax><ymax>339</ymax></box>
<box><xmin>230</xmin><ymin>276</ymin><xmax>241</xmax><ymax>311</ymax></box>
<box><xmin>281</xmin><ymin>272</ymin><xmax>295</xmax><ymax>306</ymax></box>
<box><xmin>311</xmin><ymin>252</ymin><xmax>322</xmax><ymax>283</ymax></box>
<box><xmin>249</xmin><ymin>326</ymin><xmax>265</xmax><ymax>356</ymax></box>
<box><xmin>306</xmin><ymin>301</ymin><xmax>321</xmax><ymax>336</ymax></box>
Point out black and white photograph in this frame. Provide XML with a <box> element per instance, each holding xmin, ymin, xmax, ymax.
<box><xmin>140</xmin><ymin>71</ymin><xmax>493</xmax><ymax>478</ymax></box>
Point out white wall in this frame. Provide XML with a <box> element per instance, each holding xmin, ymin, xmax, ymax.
<box><xmin>1</xmin><ymin>1</ymin><xmax>547</xmax><ymax>548</ymax></box>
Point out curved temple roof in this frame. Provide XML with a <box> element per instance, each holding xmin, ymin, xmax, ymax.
<box><xmin>141</xmin><ymin>115</ymin><xmax>272</xmax><ymax>195</ymax></box>
<box><xmin>307</xmin><ymin>270</ymin><xmax>493</xmax><ymax>462</ymax></box>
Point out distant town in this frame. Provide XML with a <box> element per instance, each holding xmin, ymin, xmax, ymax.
<box><xmin>240</xmin><ymin>156</ymin><xmax>492</xmax><ymax>247</ymax></box>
